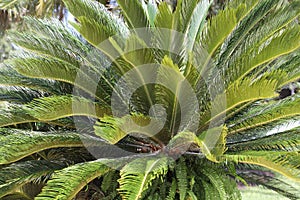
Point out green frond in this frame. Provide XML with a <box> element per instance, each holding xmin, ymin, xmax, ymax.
<box><xmin>94</xmin><ymin>115</ymin><xmax>129</xmax><ymax>144</ymax></box>
<box><xmin>154</xmin><ymin>2</ymin><xmax>175</xmax><ymax>30</ymax></box>
<box><xmin>0</xmin><ymin>160</ymin><xmax>65</xmax><ymax>198</ymax></box>
<box><xmin>229</xmin><ymin>96</ymin><xmax>300</xmax><ymax>134</ymax></box>
<box><xmin>238</xmin><ymin>169</ymin><xmax>300</xmax><ymax>199</ymax></box>
<box><xmin>0</xmin><ymin>65</ymin><xmax>64</xmax><ymax>95</ymax></box>
<box><xmin>143</xmin><ymin>0</ymin><xmax>158</xmax><ymax>27</ymax></box>
<box><xmin>155</xmin><ymin>56</ymin><xmax>199</xmax><ymax>134</ymax></box>
<box><xmin>118</xmin><ymin>156</ymin><xmax>171</xmax><ymax>200</ymax></box>
<box><xmin>217</xmin><ymin>0</ymin><xmax>279</xmax><ymax>68</ymax></box>
<box><xmin>201</xmin><ymin>6</ymin><xmax>238</xmax><ymax>56</ymax></box>
<box><xmin>223</xmin><ymin>1</ymin><xmax>300</xmax><ymax>83</ymax></box>
<box><xmin>153</xmin><ymin>2</ymin><xmax>187</xmax><ymax>64</ymax></box>
<box><xmin>228</xmin><ymin>127</ymin><xmax>300</xmax><ymax>152</ymax></box>
<box><xmin>117</xmin><ymin>0</ymin><xmax>150</xmax><ymax>28</ymax></box>
<box><xmin>35</xmin><ymin>159</ymin><xmax>122</xmax><ymax>200</ymax></box>
<box><xmin>175</xmin><ymin>157</ymin><xmax>188</xmax><ymax>200</ymax></box>
<box><xmin>76</xmin><ymin>16</ymin><xmax>119</xmax><ymax>47</ymax></box>
<box><xmin>225</xmin><ymin>77</ymin><xmax>278</xmax><ymax>108</ymax></box>
<box><xmin>227</xmin><ymin>0</ymin><xmax>259</xmax><ymax>21</ymax></box>
<box><xmin>94</xmin><ymin>114</ymin><xmax>160</xmax><ymax>144</ymax></box>
<box><xmin>202</xmin><ymin>78</ymin><xmax>278</xmax><ymax>127</ymax></box>
<box><xmin>25</xmin><ymin>95</ymin><xmax>111</xmax><ymax>121</ymax></box>
<box><xmin>7</xmin><ymin>54</ymin><xmax>103</xmax><ymax>99</ymax></box>
<box><xmin>9</xmin><ymin>31</ymin><xmax>82</xmax><ymax>66</ymax></box>
<box><xmin>226</xmin><ymin>25</ymin><xmax>300</xmax><ymax>84</ymax></box>
<box><xmin>198</xmin><ymin>166</ymin><xmax>241</xmax><ymax>200</ymax></box>
<box><xmin>0</xmin><ymin>103</ymin><xmax>36</xmax><ymax>127</ymax></box>
<box><xmin>191</xmin><ymin>162</ymin><xmax>241</xmax><ymax>200</ymax></box>
<box><xmin>272</xmin><ymin>50</ymin><xmax>300</xmax><ymax>87</ymax></box>
<box><xmin>64</xmin><ymin>0</ymin><xmax>129</xmax><ymax>45</ymax></box>
<box><xmin>166</xmin><ymin>178</ymin><xmax>177</xmax><ymax>200</ymax></box>
<box><xmin>22</xmin><ymin>17</ymin><xmax>90</xmax><ymax>55</ymax></box>
<box><xmin>186</xmin><ymin>0</ymin><xmax>211</xmax><ymax>50</ymax></box>
<box><xmin>227</xmin><ymin>117</ymin><xmax>300</xmax><ymax>144</ymax></box>
<box><xmin>224</xmin><ymin>151</ymin><xmax>300</xmax><ymax>181</ymax></box>
<box><xmin>0</xmin><ymin>86</ymin><xmax>43</xmax><ymax>103</ymax></box>
<box><xmin>0</xmin><ymin>128</ymin><xmax>87</xmax><ymax>165</ymax></box>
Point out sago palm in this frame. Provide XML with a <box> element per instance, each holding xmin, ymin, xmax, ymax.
<box><xmin>0</xmin><ymin>0</ymin><xmax>300</xmax><ymax>199</ymax></box>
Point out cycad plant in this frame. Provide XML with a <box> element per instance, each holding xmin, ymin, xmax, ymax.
<box><xmin>0</xmin><ymin>0</ymin><xmax>300</xmax><ymax>199</ymax></box>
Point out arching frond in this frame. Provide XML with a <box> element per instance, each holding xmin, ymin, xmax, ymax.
<box><xmin>0</xmin><ymin>65</ymin><xmax>64</xmax><ymax>95</ymax></box>
<box><xmin>186</xmin><ymin>0</ymin><xmax>211</xmax><ymax>50</ymax></box>
<box><xmin>9</xmin><ymin>32</ymin><xmax>81</xmax><ymax>67</ymax></box>
<box><xmin>198</xmin><ymin>166</ymin><xmax>241</xmax><ymax>200</ymax></box>
<box><xmin>238</xmin><ymin>168</ymin><xmax>300</xmax><ymax>199</ymax></box>
<box><xmin>64</xmin><ymin>0</ymin><xmax>129</xmax><ymax>45</ymax></box>
<box><xmin>0</xmin><ymin>103</ymin><xmax>36</xmax><ymax>127</ymax></box>
<box><xmin>117</xmin><ymin>0</ymin><xmax>149</xmax><ymax>28</ymax></box>
<box><xmin>0</xmin><ymin>160</ymin><xmax>65</xmax><ymax>198</ymax></box>
<box><xmin>94</xmin><ymin>114</ymin><xmax>161</xmax><ymax>144</ymax></box>
<box><xmin>225</xmin><ymin>151</ymin><xmax>300</xmax><ymax>181</ymax></box>
<box><xmin>118</xmin><ymin>156</ymin><xmax>171</xmax><ymax>200</ymax></box>
<box><xmin>0</xmin><ymin>128</ymin><xmax>92</xmax><ymax>164</ymax></box>
<box><xmin>228</xmin><ymin>127</ymin><xmax>300</xmax><ymax>152</ymax></box>
<box><xmin>0</xmin><ymin>86</ymin><xmax>43</xmax><ymax>103</ymax></box>
<box><xmin>198</xmin><ymin>126</ymin><xmax>228</xmax><ymax>162</ymax></box>
<box><xmin>227</xmin><ymin>117</ymin><xmax>300</xmax><ymax>144</ymax></box>
<box><xmin>22</xmin><ymin>17</ymin><xmax>90</xmax><ymax>56</ymax></box>
<box><xmin>201</xmin><ymin>77</ymin><xmax>278</xmax><ymax>127</ymax></box>
<box><xmin>35</xmin><ymin>158</ymin><xmax>124</xmax><ymax>200</ymax></box>
<box><xmin>223</xmin><ymin>0</ymin><xmax>300</xmax><ymax>83</ymax></box>
<box><xmin>25</xmin><ymin>95</ymin><xmax>111</xmax><ymax>121</ymax></box>
<box><xmin>7</xmin><ymin>54</ymin><xmax>104</xmax><ymax>99</ymax></box>
<box><xmin>225</xmin><ymin>25</ymin><xmax>300</xmax><ymax>85</ymax></box>
<box><xmin>229</xmin><ymin>96</ymin><xmax>300</xmax><ymax>134</ymax></box>
<box><xmin>216</xmin><ymin>0</ymin><xmax>279</xmax><ymax>68</ymax></box>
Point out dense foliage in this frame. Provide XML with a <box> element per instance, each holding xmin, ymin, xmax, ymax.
<box><xmin>0</xmin><ymin>0</ymin><xmax>300</xmax><ymax>199</ymax></box>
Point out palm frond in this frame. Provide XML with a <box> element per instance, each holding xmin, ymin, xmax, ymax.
<box><xmin>198</xmin><ymin>126</ymin><xmax>228</xmax><ymax>162</ymax></box>
<box><xmin>175</xmin><ymin>157</ymin><xmax>188</xmax><ymax>200</ymax></box>
<box><xmin>118</xmin><ymin>156</ymin><xmax>171</xmax><ymax>200</ymax></box>
<box><xmin>0</xmin><ymin>128</ymin><xmax>89</xmax><ymax>165</ymax></box>
<box><xmin>35</xmin><ymin>159</ymin><xmax>121</xmax><ymax>200</ymax></box>
<box><xmin>0</xmin><ymin>86</ymin><xmax>43</xmax><ymax>103</ymax></box>
<box><xmin>9</xmin><ymin>31</ymin><xmax>82</xmax><ymax>67</ymax></box>
<box><xmin>217</xmin><ymin>0</ymin><xmax>279</xmax><ymax>68</ymax></box>
<box><xmin>6</xmin><ymin>54</ymin><xmax>104</xmax><ymax>99</ymax></box>
<box><xmin>227</xmin><ymin>117</ymin><xmax>300</xmax><ymax>144</ymax></box>
<box><xmin>64</xmin><ymin>0</ymin><xmax>129</xmax><ymax>45</ymax></box>
<box><xmin>201</xmin><ymin>5</ymin><xmax>238</xmax><ymax>57</ymax></box>
<box><xmin>225</xmin><ymin>25</ymin><xmax>300</xmax><ymax>85</ymax></box>
<box><xmin>94</xmin><ymin>114</ymin><xmax>162</xmax><ymax>144</ymax></box>
<box><xmin>0</xmin><ymin>103</ymin><xmax>36</xmax><ymax>127</ymax></box>
<box><xmin>22</xmin><ymin>17</ymin><xmax>90</xmax><ymax>56</ymax></box>
<box><xmin>228</xmin><ymin>127</ymin><xmax>300</xmax><ymax>152</ymax></box>
<box><xmin>229</xmin><ymin>96</ymin><xmax>300</xmax><ymax>134</ymax></box>
<box><xmin>225</xmin><ymin>151</ymin><xmax>300</xmax><ymax>181</ymax></box>
<box><xmin>0</xmin><ymin>160</ymin><xmax>65</xmax><ymax>198</ymax></box>
<box><xmin>186</xmin><ymin>0</ymin><xmax>211</xmax><ymax>51</ymax></box>
<box><xmin>0</xmin><ymin>65</ymin><xmax>65</xmax><ymax>95</ymax></box>
<box><xmin>117</xmin><ymin>0</ymin><xmax>150</xmax><ymax>28</ymax></box>
<box><xmin>25</xmin><ymin>95</ymin><xmax>111</xmax><ymax>121</ymax></box>
<box><xmin>237</xmin><ymin>168</ymin><xmax>300</xmax><ymax>199</ymax></box>
<box><xmin>155</xmin><ymin>56</ymin><xmax>199</xmax><ymax>135</ymax></box>
<box><xmin>198</xmin><ymin>166</ymin><xmax>241</xmax><ymax>199</ymax></box>
<box><xmin>201</xmin><ymin>78</ymin><xmax>278</xmax><ymax>128</ymax></box>
<box><xmin>223</xmin><ymin>0</ymin><xmax>300</xmax><ymax>83</ymax></box>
